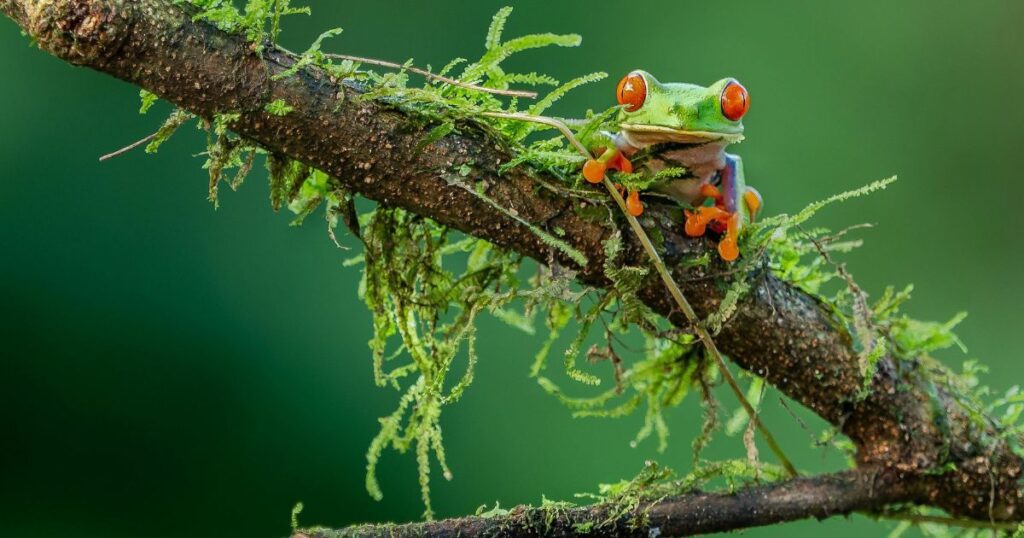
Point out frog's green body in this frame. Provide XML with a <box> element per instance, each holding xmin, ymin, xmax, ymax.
<box><xmin>583</xmin><ymin>71</ymin><xmax>761</xmax><ymax>261</ymax></box>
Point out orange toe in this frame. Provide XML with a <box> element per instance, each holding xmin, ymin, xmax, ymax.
<box><xmin>744</xmin><ymin>188</ymin><xmax>763</xmax><ymax>218</ymax></box>
<box><xmin>700</xmin><ymin>206</ymin><xmax>730</xmax><ymax>222</ymax></box>
<box><xmin>583</xmin><ymin>159</ymin><xmax>606</xmax><ymax>184</ymax></box>
<box><xmin>685</xmin><ymin>211</ymin><xmax>707</xmax><ymax>237</ymax></box>
<box><xmin>718</xmin><ymin>237</ymin><xmax>739</xmax><ymax>262</ymax></box>
<box><xmin>626</xmin><ymin>190</ymin><xmax>643</xmax><ymax>216</ymax></box>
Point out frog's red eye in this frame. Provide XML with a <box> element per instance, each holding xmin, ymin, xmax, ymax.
<box><xmin>721</xmin><ymin>80</ymin><xmax>749</xmax><ymax>121</ymax></box>
<box><xmin>617</xmin><ymin>71</ymin><xmax>647</xmax><ymax>112</ymax></box>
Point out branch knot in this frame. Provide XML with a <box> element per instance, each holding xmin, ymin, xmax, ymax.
<box><xmin>30</xmin><ymin>0</ymin><xmax>132</xmax><ymax>65</ymax></box>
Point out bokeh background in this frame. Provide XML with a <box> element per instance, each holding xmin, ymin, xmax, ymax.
<box><xmin>2</xmin><ymin>1</ymin><xmax>1023</xmax><ymax>536</ymax></box>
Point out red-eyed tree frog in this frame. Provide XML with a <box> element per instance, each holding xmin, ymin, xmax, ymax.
<box><xmin>582</xmin><ymin>70</ymin><xmax>762</xmax><ymax>262</ymax></box>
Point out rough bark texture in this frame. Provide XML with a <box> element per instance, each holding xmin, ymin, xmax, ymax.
<box><xmin>3</xmin><ymin>0</ymin><xmax>1022</xmax><ymax>534</ymax></box>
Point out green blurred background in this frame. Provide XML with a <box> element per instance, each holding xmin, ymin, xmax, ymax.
<box><xmin>2</xmin><ymin>1</ymin><xmax>1022</xmax><ymax>536</ymax></box>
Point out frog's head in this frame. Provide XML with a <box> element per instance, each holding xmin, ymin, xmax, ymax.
<box><xmin>616</xmin><ymin>70</ymin><xmax>748</xmax><ymax>148</ymax></box>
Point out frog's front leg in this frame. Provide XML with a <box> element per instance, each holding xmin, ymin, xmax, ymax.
<box><xmin>583</xmin><ymin>145</ymin><xmax>634</xmax><ymax>182</ymax></box>
<box><xmin>583</xmin><ymin>146</ymin><xmax>645</xmax><ymax>216</ymax></box>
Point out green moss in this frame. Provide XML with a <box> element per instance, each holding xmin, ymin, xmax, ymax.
<box><xmin>264</xmin><ymin>98</ymin><xmax>294</xmax><ymax>116</ymax></box>
<box><xmin>138</xmin><ymin>89</ymin><xmax>158</xmax><ymax>114</ymax></box>
<box><xmin>144</xmin><ymin>109</ymin><xmax>191</xmax><ymax>154</ymax></box>
<box><xmin>572</xmin><ymin>459</ymin><xmax>786</xmax><ymax>530</ymax></box>
<box><xmin>475</xmin><ymin>501</ymin><xmax>511</xmax><ymax>518</ymax></box>
<box><xmin>573</xmin><ymin>520</ymin><xmax>594</xmax><ymax>533</ymax></box>
<box><xmin>539</xmin><ymin>495</ymin><xmax>576</xmax><ymax>531</ymax></box>
<box><xmin>175</xmin><ymin>0</ymin><xmax>310</xmax><ymax>50</ymax></box>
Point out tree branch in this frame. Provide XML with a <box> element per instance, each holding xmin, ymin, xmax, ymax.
<box><xmin>3</xmin><ymin>0</ymin><xmax>1022</xmax><ymax>533</ymax></box>
<box><xmin>296</xmin><ymin>470</ymin><xmax>918</xmax><ymax>537</ymax></box>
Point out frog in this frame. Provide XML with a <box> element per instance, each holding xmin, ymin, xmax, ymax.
<box><xmin>581</xmin><ymin>70</ymin><xmax>762</xmax><ymax>262</ymax></box>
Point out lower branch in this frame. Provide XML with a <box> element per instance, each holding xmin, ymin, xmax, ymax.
<box><xmin>295</xmin><ymin>470</ymin><xmax>916</xmax><ymax>537</ymax></box>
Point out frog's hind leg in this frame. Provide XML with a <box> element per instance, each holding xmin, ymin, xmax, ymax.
<box><xmin>713</xmin><ymin>155</ymin><xmax>748</xmax><ymax>261</ymax></box>
<box><xmin>683</xmin><ymin>155</ymin><xmax>757</xmax><ymax>262</ymax></box>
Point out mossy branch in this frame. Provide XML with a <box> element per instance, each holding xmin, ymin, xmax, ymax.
<box><xmin>295</xmin><ymin>470</ymin><xmax>919</xmax><ymax>537</ymax></box>
<box><xmin>3</xmin><ymin>0</ymin><xmax>1022</xmax><ymax>534</ymax></box>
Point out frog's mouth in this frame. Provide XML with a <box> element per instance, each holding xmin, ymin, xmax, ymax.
<box><xmin>620</xmin><ymin>124</ymin><xmax>744</xmax><ymax>147</ymax></box>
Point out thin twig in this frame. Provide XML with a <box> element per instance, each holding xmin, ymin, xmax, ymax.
<box><xmin>98</xmin><ymin>132</ymin><xmax>157</xmax><ymax>161</ymax></box>
<box><xmin>323</xmin><ymin>54</ymin><xmax>537</xmax><ymax>99</ymax></box>
<box><xmin>777</xmin><ymin>396</ymin><xmax>822</xmax><ymax>449</ymax></box>
<box><xmin>490</xmin><ymin>111</ymin><xmax>798</xmax><ymax>477</ymax></box>
<box><xmin>483</xmin><ymin>112</ymin><xmax>589</xmax><ymax>153</ymax></box>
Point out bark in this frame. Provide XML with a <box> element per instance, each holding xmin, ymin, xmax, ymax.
<box><xmin>3</xmin><ymin>0</ymin><xmax>1022</xmax><ymax>534</ymax></box>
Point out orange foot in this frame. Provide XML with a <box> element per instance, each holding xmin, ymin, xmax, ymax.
<box><xmin>684</xmin><ymin>206</ymin><xmax>729</xmax><ymax>237</ymax></box>
<box><xmin>583</xmin><ymin>149</ymin><xmax>633</xmax><ymax>184</ymax></box>
<box><xmin>685</xmin><ymin>206</ymin><xmax>742</xmax><ymax>262</ymax></box>
<box><xmin>717</xmin><ymin>213</ymin><xmax>741</xmax><ymax>262</ymax></box>
<box><xmin>583</xmin><ymin>159</ymin><xmax>606</xmax><ymax>183</ymax></box>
